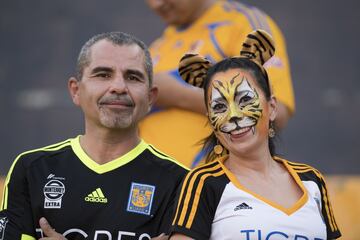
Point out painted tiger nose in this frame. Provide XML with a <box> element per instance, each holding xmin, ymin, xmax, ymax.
<box><xmin>229</xmin><ymin>116</ymin><xmax>241</xmax><ymax>123</ymax></box>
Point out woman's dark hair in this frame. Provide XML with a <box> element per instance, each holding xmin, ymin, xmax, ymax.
<box><xmin>202</xmin><ymin>57</ymin><xmax>276</xmax><ymax>162</ymax></box>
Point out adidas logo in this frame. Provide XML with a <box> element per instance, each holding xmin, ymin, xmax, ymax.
<box><xmin>234</xmin><ymin>202</ymin><xmax>253</xmax><ymax>211</ymax></box>
<box><xmin>85</xmin><ymin>188</ymin><xmax>108</xmax><ymax>203</ymax></box>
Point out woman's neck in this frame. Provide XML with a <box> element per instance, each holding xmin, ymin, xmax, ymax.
<box><xmin>224</xmin><ymin>148</ymin><xmax>279</xmax><ymax>178</ymax></box>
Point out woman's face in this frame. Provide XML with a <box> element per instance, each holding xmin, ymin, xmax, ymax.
<box><xmin>207</xmin><ymin>68</ymin><xmax>276</xmax><ymax>156</ymax></box>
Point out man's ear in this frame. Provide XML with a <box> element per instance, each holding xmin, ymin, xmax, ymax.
<box><xmin>269</xmin><ymin>95</ymin><xmax>277</xmax><ymax>121</ymax></box>
<box><xmin>148</xmin><ymin>85</ymin><xmax>159</xmax><ymax>112</ymax></box>
<box><xmin>68</xmin><ymin>77</ymin><xmax>81</xmax><ymax>106</ymax></box>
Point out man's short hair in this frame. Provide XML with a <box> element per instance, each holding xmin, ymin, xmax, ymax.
<box><xmin>76</xmin><ymin>32</ymin><xmax>153</xmax><ymax>86</ymax></box>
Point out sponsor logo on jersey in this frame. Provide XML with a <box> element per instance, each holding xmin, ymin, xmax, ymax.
<box><xmin>43</xmin><ymin>175</ymin><xmax>66</xmax><ymax>209</ymax></box>
<box><xmin>240</xmin><ymin>229</ymin><xmax>324</xmax><ymax>240</ymax></box>
<box><xmin>0</xmin><ymin>217</ymin><xmax>8</xmax><ymax>240</ymax></box>
<box><xmin>127</xmin><ymin>182</ymin><xmax>155</xmax><ymax>215</ymax></box>
<box><xmin>85</xmin><ymin>188</ymin><xmax>108</xmax><ymax>203</ymax></box>
<box><xmin>47</xmin><ymin>174</ymin><xmax>55</xmax><ymax>179</ymax></box>
<box><xmin>234</xmin><ymin>202</ymin><xmax>253</xmax><ymax>211</ymax></box>
<box><xmin>36</xmin><ymin>228</ymin><xmax>151</xmax><ymax>240</ymax></box>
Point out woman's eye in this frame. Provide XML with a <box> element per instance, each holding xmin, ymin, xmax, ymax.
<box><xmin>240</xmin><ymin>96</ymin><xmax>252</xmax><ymax>103</ymax></box>
<box><xmin>213</xmin><ymin>103</ymin><xmax>226</xmax><ymax>112</ymax></box>
<box><xmin>237</xmin><ymin>91</ymin><xmax>255</xmax><ymax>104</ymax></box>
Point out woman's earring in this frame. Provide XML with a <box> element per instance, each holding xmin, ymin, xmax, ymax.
<box><xmin>214</xmin><ymin>143</ymin><xmax>224</xmax><ymax>155</ymax></box>
<box><xmin>269</xmin><ymin>121</ymin><xmax>276</xmax><ymax>138</ymax></box>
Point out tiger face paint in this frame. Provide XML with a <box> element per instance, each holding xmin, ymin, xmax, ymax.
<box><xmin>208</xmin><ymin>70</ymin><xmax>263</xmax><ymax>136</ymax></box>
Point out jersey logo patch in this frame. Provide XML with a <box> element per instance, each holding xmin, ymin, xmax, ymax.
<box><xmin>85</xmin><ymin>188</ymin><xmax>108</xmax><ymax>204</ymax></box>
<box><xmin>0</xmin><ymin>217</ymin><xmax>8</xmax><ymax>240</ymax></box>
<box><xmin>127</xmin><ymin>182</ymin><xmax>155</xmax><ymax>215</ymax></box>
<box><xmin>234</xmin><ymin>202</ymin><xmax>253</xmax><ymax>211</ymax></box>
<box><xmin>43</xmin><ymin>175</ymin><xmax>66</xmax><ymax>209</ymax></box>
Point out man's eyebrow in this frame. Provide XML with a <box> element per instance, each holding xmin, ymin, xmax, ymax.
<box><xmin>126</xmin><ymin>69</ymin><xmax>145</xmax><ymax>79</ymax></box>
<box><xmin>90</xmin><ymin>66</ymin><xmax>114</xmax><ymax>74</ymax></box>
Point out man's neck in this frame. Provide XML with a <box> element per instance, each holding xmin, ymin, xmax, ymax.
<box><xmin>80</xmin><ymin>128</ymin><xmax>140</xmax><ymax>165</ymax></box>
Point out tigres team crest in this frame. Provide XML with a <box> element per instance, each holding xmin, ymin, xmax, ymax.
<box><xmin>127</xmin><ymin>182</ymin><xmax>155</xmax><ymax>215</ymax></box>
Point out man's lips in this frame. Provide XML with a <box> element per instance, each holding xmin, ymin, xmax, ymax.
<box><xmin>100</xmin><ymin>100</ymin><xmax>134</xmax><ymax>108</ymax></box>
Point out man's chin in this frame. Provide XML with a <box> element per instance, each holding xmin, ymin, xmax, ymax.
<box><xmin>99</xmin><ymin>117</ymin><xmax>133</xmax><ymax>129</ymax></box>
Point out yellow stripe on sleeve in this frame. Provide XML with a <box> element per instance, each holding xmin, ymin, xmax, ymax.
<box><xmin>21</xmin><ymin>234</ymin><xmax>36</xmax><ymax>240</ymax></box>
<box><xmin>172</xmin><ymin>170</ymin><xmax>193</xmax><ymax>226</ymax></box>
<box><xmin>185</xmin><ymin>170</ymin><xmax>224</xmax><ymax>228</ymax></box>
<box><xmin>177</xmin><ymin>164</ymin><xmax>222</xmax><ymax>226</ymax></box>
<box><xmin>322</xmin><ymin>185</ymin><xmax>336</xmax><ymax>231</ymax></box>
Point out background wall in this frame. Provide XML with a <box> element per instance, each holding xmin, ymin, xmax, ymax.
<box><xmin>0</xmin><ymin>0</ymin><xmax>359</xmax><ymax>238</ymax></box>
<box><xmin>1</xmin><ymin>0</ymin><xmax>359</xmax><ymax>174</ymax></box>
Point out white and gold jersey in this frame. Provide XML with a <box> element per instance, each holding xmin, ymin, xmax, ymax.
<box><xmin>171</xmin><ymin>157</ymin><xmax>341</xmax><ymax>239</ymax></box>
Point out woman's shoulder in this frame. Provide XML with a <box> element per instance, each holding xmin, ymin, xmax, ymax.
<box><xmin>184</xmin><ymin>159</ymin><xmax>228</xmax><ymax>187</ymax></box>
<box><xmin>275</xmin><ymin>156</ymin><xmax>326</xmax><ymax>183</ymax></box>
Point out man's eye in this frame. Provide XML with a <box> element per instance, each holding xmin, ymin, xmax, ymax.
<box><xmin>128</xmin><ymin>75</ymin><xmax>140</xmax><ymax>81</ymax></box>
<box><xmin>96</xmin><ymin>73</ymin><xmax>111</xmax><ymax>78</ymax></box>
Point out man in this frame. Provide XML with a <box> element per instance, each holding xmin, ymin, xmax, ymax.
<box><xmin>142</xmin><ymin>0</ymin><xmax>295</xmax><ymax>167</ymax></box>
<box><xmin>0</xmin><ymin>32</ymin><xmax>187</xmax><ymax>240</ymax></box>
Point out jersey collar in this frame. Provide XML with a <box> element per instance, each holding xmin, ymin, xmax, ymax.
<box><xmin>71</xmin><ymin>135</ymin><xmax>148</xmax><ymax>174</ymax></box>
<box><xmin>217</xmin><ymin>156</ymin><xmax>309</xmax><ymax>215</ymax></box>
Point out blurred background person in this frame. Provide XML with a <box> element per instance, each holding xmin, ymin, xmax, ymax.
<box><xmin>141</xmin><ymin>0</ymin><xmax>295</xmax><ymax>168</ymax></box>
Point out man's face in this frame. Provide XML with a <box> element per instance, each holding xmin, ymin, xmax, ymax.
<box><xmin>145</xmin><ymin>0</ymin><xmax>205</xmax><ymax>26</ymax></box>
<box><xmin>69</xmin><ymin>40</ymin><xmax>157</xmax><ymax>131</ymax></box>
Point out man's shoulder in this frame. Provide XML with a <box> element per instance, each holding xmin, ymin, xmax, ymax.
<box><xmin>13</xmin><ymin>138</ymin><xmax>73</xmax><ymax>168</ymax></box>
<box><xmin>142</xmin><ymin>144</ymin><xmax>189</xmax><ymax>175</ymax></box>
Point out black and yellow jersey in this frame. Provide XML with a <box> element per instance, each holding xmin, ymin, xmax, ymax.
<box><xmin>0</xmin><ymin>136</ymin><xmax>188</xmax><ymax>240</ymax></box>
<box><xmin>171</xmin><ymin>156</ymin><xmax>341</xmax><ymax>239</ymax></box>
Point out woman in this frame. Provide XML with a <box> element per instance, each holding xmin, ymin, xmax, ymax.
<box><xmin>169</xmin><ymin>30</ymin><xmax>341</xmax><ymax>239</ymax></box>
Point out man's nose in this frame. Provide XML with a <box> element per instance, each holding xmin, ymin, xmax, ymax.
<box><xmin>109</xmin><ymin>75</ymin><xmax>127</xmax><ymax>94</ymax></box>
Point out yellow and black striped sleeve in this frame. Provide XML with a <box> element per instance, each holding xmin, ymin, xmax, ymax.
<box><xmin>288</xmin><ymin>161</ymin><xmax>341</xmax><ymax>239</ymax></box>
<box><xmin>170</xmin><ymin>161</ymin><xmax>227</xmax><ymax>240</ymax></box>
